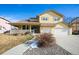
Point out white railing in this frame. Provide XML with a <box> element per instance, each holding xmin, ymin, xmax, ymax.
<box><xmin>10</xmin><ymin>29</ymin><xmax>35</xmax><ymax>34</ymax></box>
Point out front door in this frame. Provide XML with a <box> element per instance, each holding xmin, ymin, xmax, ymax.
<box><xmin>31</xmin><ymin>25</ymin><xmax>40</xmax><ymax>33</ymax></box>
<box><xmin>22</xmin><ymin>25</ymin><xmax>26</xmax><ymax>29</ymax></box>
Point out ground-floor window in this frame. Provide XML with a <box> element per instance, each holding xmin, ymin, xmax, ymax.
<box><xmin>22</xmin><ymin>25</ymin><xmax>26</xmax><ymax>29</ymax></box>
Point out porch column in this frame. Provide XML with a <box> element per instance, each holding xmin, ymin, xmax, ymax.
<box><xmin>29</xmin><ymin>25</ymin><xmax>31</xmax><ymax>32</ymax></box>
<box><xmin>21</xmin><ymin>25</ymin><xmax>23</xmax><ymax>30</ymax></box>
<box><xmin>25</xmin><ymin>25</ymin><xmax>27</xmax><ymax>30</ymax></box>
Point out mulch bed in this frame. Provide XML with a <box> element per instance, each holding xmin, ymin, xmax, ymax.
<box><xmin>23</xmin><ymin>44</ymin><xmax>72</xmax><ymax>55</ymax></box>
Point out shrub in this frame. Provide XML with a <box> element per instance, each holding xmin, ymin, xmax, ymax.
<box><xmin>25</xmin><ymin>34</ymin><xmax>34</xmax><ymax>40</ymax></box>
<box><xmin>36</xmin><ymin>33</ymin><xmax>56</xmax><ymax>47</ymax></box>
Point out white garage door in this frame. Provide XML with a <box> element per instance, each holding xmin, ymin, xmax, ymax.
<box><xmin>54</xmin><ymin>28</ymin><xmax>68</xmax><ymax>35</ymax></box>
<box><xmin>41</xmin><ymin>28</ymin><xmax>51</xmax><ymax>33</ymax></box>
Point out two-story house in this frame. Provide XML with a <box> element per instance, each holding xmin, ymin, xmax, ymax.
<box><xmin>9</xmin><ymin>10</ymin><xmax>69</xmax><ymax>35</ymax></box>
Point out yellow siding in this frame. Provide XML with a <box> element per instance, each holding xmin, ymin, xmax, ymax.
<box><xmin>40</xmin><ymin>26</ymin><xmax>54</xmax><ymax>33</ymax></box>
<box><xmin>58</xmin><ymin>22</ymin><xmax>69</xmax><ymax>28</ymax></box>
<box><xmin>51</xmin><ymin>27</ymin><xmax>54</xmax><ymax>34</ymax></box>
<box><xmin>39</xmin><ymin>13</ymin><xmax>63</xmax><ymax>23</ymax></box>
<box><xmin>39</xmin><ymin>13</ymin><xmax>54</xmax><ymax>23</ymax></box>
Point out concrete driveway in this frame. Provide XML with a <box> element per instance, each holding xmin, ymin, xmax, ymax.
<box><xmin>55</xmin><ymin>35</ymin><xmax>79</xmax><ymax>55</ymax></box>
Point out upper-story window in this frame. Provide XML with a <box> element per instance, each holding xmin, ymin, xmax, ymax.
<box><xmin>42</xmin><ymin>17</ymin><xmax>48</xmax><ymax>20</ymax></box>
<box><xmin>53</xmin><ymin>16</ymin><xmax>59</xmax><ymax>21</ymax></box>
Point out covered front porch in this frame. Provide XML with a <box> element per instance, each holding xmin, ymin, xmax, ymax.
<box><xmin>10</xmin><ymin>22</ymin><xmax>40</xmax><ymax>34</ymax></box>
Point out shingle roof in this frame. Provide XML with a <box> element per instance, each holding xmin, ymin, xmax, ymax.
<box><xmin>0</xmin><ymin>17</ymin><xmax>10</xmax><ymax>22</ymax></box>
<box><xmin>38</xmin><ymin>10</ymin><xmax>63</xmax><ymax>17</ymax></box>
<box><xmin>71</xmin><ymin>17</ymin><xmax>79</xmax><ymax>23</ymax></box>
<box><xmin>41</xmin><ymin>23</ymin><xmax>55</xmax><ymax>27</ymax></box>
<box><xmin>10</xmin><ymin>22</ymin><xmax>40</xmax><ymax>25</ymax></box>
<box><xmin>29</xmin><ymin>18</ymin><xmax>39</xmax><ymax>22</ymax></box>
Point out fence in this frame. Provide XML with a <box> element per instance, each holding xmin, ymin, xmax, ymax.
<box><xmin>10</xmin><ymin>30</ymin><xmax>35</xmax><ymax>35</ymax></box>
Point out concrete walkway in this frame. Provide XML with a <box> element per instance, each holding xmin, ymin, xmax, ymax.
<box><xmin>2</xmin><ymin>44</ymin><xmax>30</xmax><ymax>55</ymax></box>
<box><xmin>55</xmin><ymin>35</ymin><xmax>79</xmax><ymax>55</ymax></box>
<box><xmin>23</xmin><ymin>44</ymin><xmax>71</xmax><ymax>55</ymax></box>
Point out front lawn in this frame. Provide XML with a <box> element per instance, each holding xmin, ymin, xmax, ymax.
<box><xmin>0</xmin><ymin>34</ymin><xmax>33</xmax><ymax>54</ymax></box>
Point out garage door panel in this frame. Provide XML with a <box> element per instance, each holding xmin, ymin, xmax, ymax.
<box><xmin>54</xmin><ymin>28</ymin><xmax>68</xmax><ymax>35</ymax></box>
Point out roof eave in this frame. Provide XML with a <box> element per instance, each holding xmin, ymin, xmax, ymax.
<box><xmin>38</xmin><ymin>10</ymin><xmax>63</xmax><ymax>17</ymax></box>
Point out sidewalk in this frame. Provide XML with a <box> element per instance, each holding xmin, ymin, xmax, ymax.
<box><xmin>2</xmin><ymin>44</ymin><xmax>29</xmax><ymax>55</ymax></box>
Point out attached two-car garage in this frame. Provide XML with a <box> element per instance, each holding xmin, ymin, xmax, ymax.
<box><xmin>40</xmin><ymin>27</ymin><xmax>68</xmax><ymax>36</ymax></box>
<box><xmin>40</xmin><ymin>23</ymin><xmax>69</xmax><ymax>36</ymax></box>
<box><xmin>54</xmin><ymin>28</ymin><xmax>68</xmax><ymax>36</ymax></box>
<box><xmin>53</xmin><ymin>23</ymin><xmax>69</xmax><ymax>36</ymax></box>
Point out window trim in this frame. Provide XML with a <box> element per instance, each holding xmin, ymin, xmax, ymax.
<box><xmin>42</xmin><ymin>17</ymin><xmax>48</xmax><ymax>21</ymax></box>
<box><xmin>53</xmin><ymin>16</ymin><xmax>59</xmax><ymax>21</ymax></box>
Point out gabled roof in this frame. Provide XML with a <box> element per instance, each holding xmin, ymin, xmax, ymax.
<box><xmin>0</xmin><ymin>17</ymin><xmax>10</xmax><ymax>22</ymax></box>
<box><xmin>71</xmin><ymin>17</ymin><xmax>79</xmax><ymax>24</ymax></box>
<box><xmin>38</xmin><ymin>10</ymin><xmax>63</xmax><ymax>17</ymax></box>
<box><xmin>58</xmin><ymin>22</ymin><xmax>69</xmax><ymax>28</ymax></box>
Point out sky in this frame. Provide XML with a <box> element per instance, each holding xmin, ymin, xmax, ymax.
<box><xmin>0</xmin><ymin>4</ymin><xmax>79</xmax><ymax>22</ymax></box>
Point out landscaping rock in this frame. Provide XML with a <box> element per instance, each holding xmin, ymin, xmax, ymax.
<box><xmin>25</xmin><ymin>37</ymin><xmax>39</xmax><ymax>48</ymax></box>
<box><xmin>23</xmin><ymin>44</ymin><xmax>72</xmax><ymax>55</ymax></box>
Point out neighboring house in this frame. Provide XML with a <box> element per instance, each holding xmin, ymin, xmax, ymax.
<box><xmin>0</xmin><ymin>17</ymin><xmax>12</xmax><ymax>33</ymax></box>
<box><xmin>71</xmin><ymin>17</ymin><xmax>79</xmax><ymax>34</ymax></box>
<box><xmin>10</xmin><ymin>10</ymin><xmax>69</xmax><ymax>35</ymax></box>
